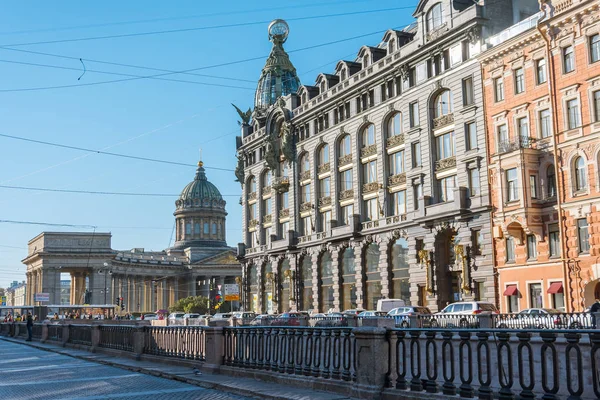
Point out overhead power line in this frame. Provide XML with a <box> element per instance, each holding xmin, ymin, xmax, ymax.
<box><xmin>0</xmin><ymin>133</ymin><xmax>234</xmax><ymax>171</ymax></box>
<box><xmin>0</xmin><ymin>26</ymin><xmax>401</xmax><ymax>93</ymax></box>
<box><xmin>0</xmin><ymin>7</ymin><xmax>415</xmax><ymax>48</ymax></box>
<box><xmin>0</xmin><ymin>184</ymin><xmax>241</xmax><ymax>198</ymax></box>
<box><xmin>0</xmin><ymin>219</ymin><xmax>98</xmax><ymax>229</ymax></box>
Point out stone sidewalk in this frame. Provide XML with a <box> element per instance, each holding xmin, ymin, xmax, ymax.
<box><xmin>1</xmin><ymin>336</ymin><xmax>355</xmax><ymax>400</ymax></box>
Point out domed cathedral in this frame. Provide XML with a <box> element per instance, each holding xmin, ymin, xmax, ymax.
<box><xmin>22</xmin><ymin>161</ymin><xmax>240</xmax><ymax>313</ymax></box>
<box><xmin>236</xmin><ymin>1</ymin><xmax>539</xmax><ymax>315</ymax></box>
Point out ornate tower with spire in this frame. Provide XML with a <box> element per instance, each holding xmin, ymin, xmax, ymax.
<box><xmin>173</xmin><ymin>160</ymin><xmax>228</xmax><ymax>249</ymax></box>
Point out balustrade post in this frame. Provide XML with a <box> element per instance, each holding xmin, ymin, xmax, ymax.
<box><xmin>204</xmin><ymin>327</ymin><xmax>224</xmax><ymax>373</ymax></box>
<box><xmin>594</xmin><ymin>313</ymin><xmax>600</xmax><ymax>329</ymax></box>
<box><xmin>133</xmin><ymin>326</ymin><xmax>145</xmax><ymax>359</ymax></box>
<box><xmin>41</xmin><ymin>323</ymin><xmax>48</xmax><ymax>343</ymax></box>
<box><xmin>409</xmin><ymin>315</ymin><xmax>419</xmax><ymax>328</ymax></box>
<box><xmin>90</xmin><ymin>325</ymin><xmax>101</xmax><ymax>353</ymax></box>
<box><xmin>14</xmin><ymin>323</ymin><xmax>19</xmax><ymax>337</ymax></box>
<box><xmin>478</xmin><ymin>314</ymin><xmax>492</xmax><ymax>329</ymax></box>
<box><xmin>352</xmin><ymin>327</ymin><xmax>388</xmax><ymax>399</ymax></box>
<box><xmin>62</xmin><ymin>324</ymin><xmax>70</xmax><ymax>347</ymax></box>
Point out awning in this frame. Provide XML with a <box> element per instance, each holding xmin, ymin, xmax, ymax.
<box><xmin>503</xmin><ymin>285</ymin><xmax>518</xmax><ymax>296</ymax></box>
<box><xmin>547</xmin><ymin>282</ymin><xmax>564</xmax><ymax>294</ymax></box>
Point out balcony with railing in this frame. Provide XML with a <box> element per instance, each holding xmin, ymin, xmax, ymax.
<box><xmin>432</xmin><ymin>113</ymin><xmax>454</xmax><ymax>130</ymax></box>
<box><xmin>486</xmin><ymin>12</ymin><xmax>542</xmax><ymax>47</ymax></box>
<box><xmin>361</xmin><ymin>144</ymin><xmax>377</xmax><ymax>158</ymax></box>
<box><xmin>386</xmin><ymin>134</ymin><xmax>405</xmax><ymax>149</ymax></box>
<box><xmin>272</xmin><ymin>177</ymin><xmax>289</xmax><ymax>193</ymax></box>
<box><xmin>435</xmin><ymin>156</ymin><xmax>456</xmax><ymax>172</ymax></box>
<box><xmin>497</xmin><ymin>136</ymin><xmax>537</xmax><ymax>155</ymax></box>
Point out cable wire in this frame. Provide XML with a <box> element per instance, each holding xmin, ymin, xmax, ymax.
<box><xmin>0</xmin><ymin>184</ymin><xmax>240</xmax><ymax>197</ymax></box>
<box><xmin>0</xmin><ymin>133</ymin><xmax>234</xmax><ymax>171</ymax></box>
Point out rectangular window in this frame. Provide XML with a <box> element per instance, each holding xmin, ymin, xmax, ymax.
<box><xmin>497</xmin><ymin>124</ymin><xmax>508</xmax><ymax>151</ymax></box>
<box><xmin>319</xmin><ymin>177</ymin><xmax>331</xmax><ymax>198</ymax></box>
<box><xmin>507</xmin><ymin>291</ymin><xmax>519</xmax><ymax>313</ymax></box>
<box><xmin>549</xmin><ymin>224</ymin><xmax>560</xmax><ymax>257</ymax></box>
<box><xmin>563</xmin><ymin>45</ymin><xmax>575</xmax><ymax>73</ymax></box>
<box><xmin>495</xmin><ymin>77</ymin><xmax>504</xmax><ymax>102</ymax></box>
<box><xmin>340</xmin><ymin>204</ymin><xmax>353</xmax><ymax>226</ymax></box>
<box><xmin>416</xmin><ymin>62</ymin><xmax>427</xmax><ymax>82</ymax></box>
<box><xmin>339</xmin><ymin>169</ymin><xmax>353</xmax><ymax>192</ymax></box>
<box><xmin>518</xmin><ymin>117</ymin><xmax>529</xmax><ymax>139</ymax></box>
<box><xmin>514</xmin><ymin>67</ymin><xmax>525</xmax><ymax>94</ymax></box>
<box><xmin>393</xmin><ymin>190</ymin><xmax>406</xmax><ymax>216</ymax></box>
<box><xmin>529</xmin><ymin>283</ymin><xmax>543</xmax><ymax>308</ymax></box>
<box><xmin>281</xmin><ymin>221</ymin><xmax>289</xmax><ymax>239</ymax></box>
<box><xmin>474</xmin><ymin>281</ymin><xmax>485</xmax><ymax>301</ymax></box>
<box><xmin>506</xmin><ymin>168</ymin><xmax>519</xmax><ymax>201</ymax></box>
<box><xmin>362</xmin><ymin>161</ymin><xmax>377</xmax><ymax>184</ymax></box>
<box><xmin>540</xmin><ymin>109</ymin><xmax>551</xmax><ymax>138</ymax></box>
<box><xmin>204</xmin><ymin>222</ymin><xmax>209</xmax><ymax>234</ymax></box>
<box><xmin>300</xmin><ymin>184</ymin><xmax>311</xmax><ymax>204</ymax></box>
<box><xmin>471</xmin><ymin>229</ymin><xmax>483</xmax><ymax>255</ymax></box>
<box><xmin>591</xmin><ymin>34</ymin><xmax>600</xmax><ymax>63</ymax></box>
<box><xmin>413</xmin><ymin>181</ymin><xmax>422</xmax><ymax>210</ymax></box>
<box><xmin>550</xmin><ymin>282</ymin><xmax>565</xmax><ymax>311</ymax></box>
<box><xmin>364</xmin><ymin>198</ymin><xmax>378</xmax><ymax>221</ymax></box>
<box><xmin>506</xmin><ymin>236</ymin><xmax>515</xmax><ymax>262</ymax></box>
<box><xmin>530</xmin><ymin>175</ymin><xmax>538</xmax><ymax>199</ymax></box>
<box><xmin>412</xmin><ymin>142</ymin><xmax>422</xmax><ymax>167</ymax></box>
<box><xmin>536</xmin><ymin>59</ymin><xmax>547</xmax><ymax>84</ymax></box>
<box><xmin>468</xmin><ymin>168</ymin><xmax>480</xmax><ymax>197</ymax></box>
<box><xmin>578</xmin><ymin>218</ymin><xmax>590</xmax><ymax>254</ymax></box>
<box><xmin>526</xmin><ymin>234</ymin><xmax>537</xmax><ymax>260</ymax></box>
<box><xmin>389</xmin><ymin>150</ymin><xmax>405</xmax><ymax>175</ymax></box>
<box><xmin>436</xmin><ymin>131</ymin><xmax>455</xmax><ymax>160</ymax></box>
<box><xmin>280</xmin><ymin>191</ymin><xmax>289</xmax><ymax>210</ymax></box>
<box><xmin>263</xmin><ymin>198</ymin><xmax>272</xmax><ymax>216</ymax></box>
<box><xmin>593</xmin><ymin>90</ymin><xmax>600</xmax><ymax>122</ymax></box>
<box><xmin>450</xmin><ymin>43</ymin><xmax>462</xmax><ymax>66</ymax></box>
<box><xmin>466</xmin><ymin>121</ymin><xmax>477</xmax><ymax>150</ymax></box>
<box><xmin>567</xmin><ymin>99</ymin><xmax>580</xmax><ymax>129</ymax></box>
<box><xmin>409</xmin><ymin>101</ymin><xmax>419</xmax><ymax>128</ymax></box>
<box><xmin>439</xmin><ymin>175</ymin><xmax>456</xmax><ymax>202</ymax></box>
<box><xmin>249</xmin><ymin>203</ymin><xmax>257</xmax><ymax>220</ymax></box>
<box><xmin>302</xmin><ymin>216</ymin><xmax>312</xmax><ymax>236</ymax></box>
<box><xmin>321</xmin><ymin>210</ymin><xmax>332</xmax><ymax>232</ymax></box>
<box><xmin>462</xmin><ymin>77</ymin><xmax>474</xmax><ymax>106</ymax></box>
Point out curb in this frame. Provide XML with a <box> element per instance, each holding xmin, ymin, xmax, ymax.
<box><xmin>1</xmin><ymin>337</ymin><xmax>350</xmax><ymax>400</ymax></box>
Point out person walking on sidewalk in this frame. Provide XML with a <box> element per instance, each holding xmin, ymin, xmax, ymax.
<box><xmin>25</xmin><ymin>312</ymin><xmax>33</xmax><ymax>341</ymax></box>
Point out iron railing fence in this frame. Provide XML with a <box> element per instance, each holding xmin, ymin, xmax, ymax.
<box><xmin>143</xmin><ymin>326</ymin><xmax>206</xmax><ymax>361</ymax></box>
<box><xmin>47</xmin><ymin>324</ymin><xmax>63</xmax><ymax>342</ymax></box>
<box><xmin>493</xmin><ymin>312</ymin><xmax>594</xmax><ymax>329</ymax></box>
<box><xmin>224</xmin><ymin>327</ymin><xmax>356</xmax><ymax>381</ymax></box>
<box><xmin>99</xmin><ymin>325</ymin><xmax>134</xmax><ymax>352</ymax></box>
<box><xmin>32</xmin><ymin>323</ymin><xmax>43</xmax><ymax>339</ymax></box>
<box><xmin>386</xmin><ymin>328</ymin><xmax>598</xmax><ymax>399</ymax></box>
<box><xmin>69</xmin><ymin>324</ymin><xmax>92</xmax><ymax>346</ymax></box>
<box><xmin>416</xmin><ymin>314</ymin><xmax>481</xmax><ymax>328</ymax></box>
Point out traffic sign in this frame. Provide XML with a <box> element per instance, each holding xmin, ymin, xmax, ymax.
<box><xmin>0</xmin><ymin>296</ymin><xmax>6</xmax><ymax>306</ymax></box>
<box><xmin>34</xmin><ymin>293</ymin><xmax>50</xmax><ymax>302</ymax></box>
<box><xmin>224</xmin><ymin>284</ymin><xmax>239</xmax><ymax>301</ymax></box>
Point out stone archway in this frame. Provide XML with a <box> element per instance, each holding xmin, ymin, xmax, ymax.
<box><xmin>583</xmin><ymin>279</ymin><xmax>600</xmax><ymax>309</ymax></box>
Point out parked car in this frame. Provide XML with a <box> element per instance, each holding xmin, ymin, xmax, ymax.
<box><xmin>357</xmin><ymin>311</ymin><xmax>388</xmax><ymax>317</ymax></box>
<box><xmin>271</xmin><ymin>312</ymin><xmax>305</xmax><ymax>326</ymax></box>
<box><xmin>231</xmin><ymin>312</ymin><xmax>256</xmax><ymax>325</ymax></box>
<box><xmin>387</xmin><ymin>306</ymin><xmax>432</xmax><ymax>327</ymax></box>
<box><xmin>377</xmin><ymin>299</ymin><xmax>406</xmax><ymax>312</ymax></box>
<box><xmin>436</xmin><ymin>302</ymin><xmax>499</xmax><ymax>328</ymax></box>
<box><xmin>142</xmin><ymin>313</ymin><xmax>158</xmax><ymax>321</ymax></box>
<box><xmin>168</xmin><ymin>312</ymin><xmax>185</xmax><ymax>321</ymax></box>
<box><xmin>342</xmin><ymin>309</ymin><xmax>365</xmax><ymax>316</ymax></box>
<box><xmin>212</xmin><ymin>313</ymin><xmax>233</xmax><ymax>320</ymax></box>
<box><xmin>312</xmin><ymin>312</ymin><xmax>349</xmax><ymax>327</ymax></box>
<box><xmin>182</xmin><ymin>313</ymin><xmax>201</xmax><ymax>319</ymax></box>
<box><xmin>250</xmin><ymin>314</ymin><xmax>275</xmax><ymax>326</ymax></box>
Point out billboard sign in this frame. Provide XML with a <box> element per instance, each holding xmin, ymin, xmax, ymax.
<box><xmin>224</xmin><ymin>284</ymin><xmax>240</xmax><ymax>301</ymax></box>
<box><xmin>34</xmin><ymin>293</ymin><xmax>50</xmax><ymax>302</ymax></box>
<box><xmin>0</xmin><ymin>296</ymin><xmax>6</xmax><ymax>306</ymax></box>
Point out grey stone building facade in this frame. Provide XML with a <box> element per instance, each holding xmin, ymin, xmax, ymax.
<box><xmin>236</xmin><ymin>1</ymin><xmax>539</xmax><ymax>313</ymax></box>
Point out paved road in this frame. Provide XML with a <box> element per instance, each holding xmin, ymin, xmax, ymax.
<box><xmin>0</xmin><ymin>340</ymin><xmax>252</xmax><ymax>400</ymax></box>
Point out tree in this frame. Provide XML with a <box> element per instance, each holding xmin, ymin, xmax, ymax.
<box><xmin>168</xmin><ymin>296</ymin><xmax>209</xmax><ymax>315</ymax></box>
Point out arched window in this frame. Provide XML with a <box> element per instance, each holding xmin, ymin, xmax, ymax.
<box><xmin>320</xmin><ymin>81</ymin><xmax>326</xmax><ymax>93</ymax></box>
<box><xmin>426</xmin><ymin>3</ymin><xmax>443</xmax><ymax>32</ymax></box>
<box><xmin>339</xmin><ymin>135</ymin><xmax>351</xmax><ymax>157</ymax></box>
<box><xmin>341</xmin><ymin>68</ymin><xmax>347</xmax><ymax>81</ymax></box>
<box><xmin>211</xmin><ymin>223</ymin><xmax>217</xmax><ymax>235</ymax></box>
<box><xmin>300</xmin><ymin>154</ymin><xmax>310</xmax><ymax>173</ymax></box>
<box><xmin>194</xmin><ymin>222</ymin><xmax>200</xmax><ymax>235</ymax></box>
<box><xmin>362</xmin><ymin>124</ymin><xmax>376</xmax><ymax>147</ymax></box>
<box><xmin>319</xmin><ymin>252</ymin><xmax>334</xmax><ymax>312</ymax></box>
<box><xmin>318</xmin><ymin>144</ymin><xmax>329</xmax><ymax>166</ymax></box>
<box><xmin>249</xmin><ymin>177</ymin><xmax>257</xmax><ymax>194</ymax></box>
<box><xmin>301</xmin><ymin>256</ymin><xmax>313</xmax><ymax>311</ymax></box>
<box><xmin>391</xmin><ymin>238</ymin><xmax>410</xmax><ymax>303</ymax></box>
<box><xmin>434</xmin><ymin>90</ymin><xmax>453</xmax><ymax>118</ymax></box>
<box><xmin>363</xmin><ymin>54</ymin><xmax>370</xmax><ymax>68</ymax></box>
<box><xmin>365</xmin><ymin>243</ymin><xmax>380</xmax><ymax>272</ymax></box>
<box><xmin>547</xmin><ymin>165</ymin><xmax>556</xmax><ymax>198</ymax></box>
<box><xmin>389</xmin><ymin>39</ymin><xmax>395</xmax><ymax>54</ymax></box>
<box><xmin>340</xmin><ymin>247</ymin><xmax>356</xmax><ymax>311</ymax></box>
<box><xmin>575</xmin><ymin>156</ymin><xmax>587</xmax><ymax>191</ymax></box>
<box><xmin>279</xmin><ymin>161</ymin><xmax>289</xmax><ymax>177</ymax></box>
<box><xmin>387</xmin><ymin>113</ymin><xmax>402</xmax><ymax>137</ymax></box>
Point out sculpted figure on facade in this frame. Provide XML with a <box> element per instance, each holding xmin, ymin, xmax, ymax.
<box><xmin>280</xmin><ymin>120</ymin><xmax>295</xmax><ymax>163</ymax></box>
<box><xmin>263</xmin><ymin>134</ymin><xmax>278</xmax><ymax>172</ymax></box>
<box><xmin>235</xmin><ymin>152</ymin><xmax>246</xmax><ymax>184</ymax></box>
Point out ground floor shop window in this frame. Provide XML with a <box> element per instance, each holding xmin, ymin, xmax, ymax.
<box><xmin>365</xmin><ymin>276</ymin><xmax>382</xmax><ymax>310</ymax></box>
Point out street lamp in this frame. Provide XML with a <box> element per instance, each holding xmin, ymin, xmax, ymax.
<box><xmin>99</xmin><ymin>262</ymin><xmax>113</xmax><ymax>305</ymax></box>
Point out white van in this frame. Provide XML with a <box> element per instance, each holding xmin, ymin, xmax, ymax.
<box><xmin>376</xmin><ymin>299</ymin><xmax>405</xmax><ymax>312</ymax></box>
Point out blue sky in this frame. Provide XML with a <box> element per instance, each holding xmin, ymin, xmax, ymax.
<box><xmin>0</xmin><ymin>0</ymin><xmax>418</xmax><ymax>289</ymax></box>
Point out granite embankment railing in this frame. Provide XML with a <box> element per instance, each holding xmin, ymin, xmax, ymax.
<box><xmin>1</xmin><ymin>320</ymin><xmax>599</xmax><ymax>399</ymax></box>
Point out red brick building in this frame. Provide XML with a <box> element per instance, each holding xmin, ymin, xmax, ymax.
<box><xmin>480</xmin><ymin>0</ymin><xmax>600</xmax><ymax>312</ymax></box>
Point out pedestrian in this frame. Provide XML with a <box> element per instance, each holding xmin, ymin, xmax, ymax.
<box><xmin>591</xmin><ymin>299</ymin><xmax>600</xmax><ymax>313</ymax></box>
<box><xmin>25</xmin><ymin>312</ymin><xmax>33</xmax><ymax>341</ymax></box>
